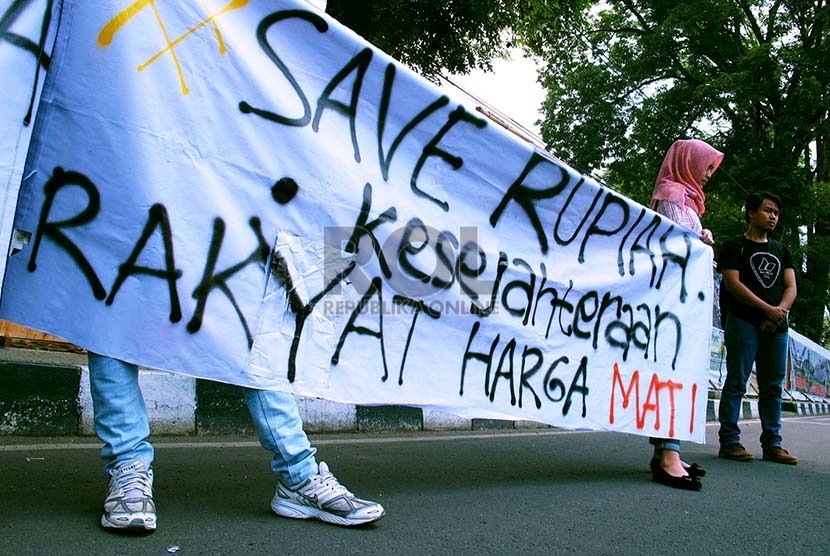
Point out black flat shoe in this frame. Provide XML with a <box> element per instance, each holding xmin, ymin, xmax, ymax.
<box><xmin>685</xmin><ymin>463</ymin><xmax>706</xmax><ymax>477</ymax></box>
<box><xmin>650</xmin><ymin>458</ymin><xmax>706</xmax><ymax>477</ymax></box>
<box><xmin>652</xmin><ymin>466</ymin><xmax>702</xmax><ymax>491</ymax></box>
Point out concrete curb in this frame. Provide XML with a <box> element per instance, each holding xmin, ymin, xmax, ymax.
<box><xmin>2</xmin><ymin>348</ymin><xmax>826</xmax><ymax>436</ymax></box>
<box><xmin>782</xmin><ymin>400</ymin><xmax>830</xmax><ymax>416</ymax></box>
<box><xmin>707</xmin><ymin>398</ymin><xmax>760</xmax><ymax>422</ymax></box>
<box><xmin>0</xmin><ymin>349</ymin><xmax>483</xmax><ymax>435</ymax></box>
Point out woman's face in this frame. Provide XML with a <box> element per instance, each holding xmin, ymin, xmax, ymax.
<box><xmin>700</xmin><ymin>163</ymin><xmax>715</xmax><ymax>185</ymax></box>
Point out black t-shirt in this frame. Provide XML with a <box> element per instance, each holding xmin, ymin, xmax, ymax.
<box><xmin>717</xmin><ymin>235</ymin><xmax>793</xmax><ymax>329</ymax></box>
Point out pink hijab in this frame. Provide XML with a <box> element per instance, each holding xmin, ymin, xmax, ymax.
<box><xmin>651</xmin><ymin>139</ymin><xmax>723</xmax><ymax>216</ymax></box>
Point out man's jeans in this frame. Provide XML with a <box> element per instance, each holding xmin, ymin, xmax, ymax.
<box><xmin>718</xmin><ymin>315</ymin><xmax>788</xmax><ymax>449</ymax></box>
<box><xmin>88</xmin><ymin>352</ymin><xmax>318</xmax><ymax>485</ymax></box>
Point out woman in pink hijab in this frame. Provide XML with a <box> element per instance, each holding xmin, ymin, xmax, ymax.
<box><xmin>649</xmin><ymin>138</ymin><xmax>723</xmax><ymax>490</ymax></box>
<box><xmin>651</xmin><ymin>138</ymin><xmax>723</xmax><ymax>244</ymax></box>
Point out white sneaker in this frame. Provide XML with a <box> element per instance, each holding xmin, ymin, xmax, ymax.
<box><xmin>271</xmin><ymin>462</ymin><xmax>385</xmax><ymax>526</ymax></box>
<box><xmin>101</xmin><ymin>460</ymin><xmax>157</xmax><ymax>532</ymax></box>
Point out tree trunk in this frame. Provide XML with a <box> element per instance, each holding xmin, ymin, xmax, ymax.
<box><xmin>800</xmin><ymin>120</ymin><xmax>830</xmax><ymax>343</ymax></box>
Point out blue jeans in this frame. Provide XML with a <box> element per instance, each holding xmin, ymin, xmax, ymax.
<box><xmin>649</xmin><ymin>437</ymin><xmax>681</xmax><ymax>453</ymax></box>
<box><xmin>718</xmin><ymin>315</ymin><xmax>788</xmax><ymax>449</ymax></box>
<box><xmin>88</xmin><ymin>352</ymin><xmax>318</xmax><ymax>485</ymax></box>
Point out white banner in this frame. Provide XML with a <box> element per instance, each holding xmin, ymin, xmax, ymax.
<box><xmin>0</xmin><ymin>0</ymin><xmax>58</xmax><ymax>297</ymax></box>
<box><xmin>0</xmin><ymin>0</ymin><xmax>714</xmax><ymax>441</ymax></box>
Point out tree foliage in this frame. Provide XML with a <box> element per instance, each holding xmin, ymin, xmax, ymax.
<box><xmin>517</xmin><ymin>0</ymin><xmax>830</xmax><ymax>343</ymax></box>
<box><xmin>325</xmin><ymin>0</ymin><xmax>522</xmax><ymax>80</ymax></box>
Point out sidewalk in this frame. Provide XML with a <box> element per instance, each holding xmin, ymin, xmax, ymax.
<box><xmin>1</xmin><ymin>346</ymin><xmax>828</xmax><ymax>437</ymax></box>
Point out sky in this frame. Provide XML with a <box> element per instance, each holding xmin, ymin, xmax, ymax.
<box><xmin>442</xmin><ymin>48</ymin><xmax>546</xmax><ymax>137</ymax></box>
<box><xmin>305</xmin><ymin>1</ymin><xmax>547</xmax><ymax>139</ymax></box>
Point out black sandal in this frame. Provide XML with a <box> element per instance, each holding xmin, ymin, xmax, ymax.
<box><xmin>685</xmin><ymin>463</ymin><xmax>706</xmax><ymax>477</ymax></box>
<box><xmin>651</xmin><ymin>465</ymin><xmax>702</xmax><ymax>491</ymax></box>
<box><xmin>650</xmin><ymin>458</ymin><xmax>706</xmax><ymax>477</ymax></box>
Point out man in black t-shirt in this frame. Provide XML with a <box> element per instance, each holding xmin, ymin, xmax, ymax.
<box><xmin>716</xmin><ymin>192</ymin><xmax>798</xmax><ymax>465</ymax></box>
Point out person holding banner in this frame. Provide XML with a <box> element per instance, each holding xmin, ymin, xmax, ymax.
<box><xmin>89</xmin><ymin>352</ymin><xmax>385</xmax><ymax>532</ymax></box>
<box><xmin>648</xmin><ymin>138</ymin><xmax>723</xmax><ymax>490</ymax></box>
<box><xmin>716</xmin><ymin>192</ymin><xmax>798</xmax><ymax>465</ymax></box>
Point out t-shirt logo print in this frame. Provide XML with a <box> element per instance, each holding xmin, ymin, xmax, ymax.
<box><xmin>750</xmin><ymin>252</ymin><xmax>781</xmax><ymax>289</ymax></box>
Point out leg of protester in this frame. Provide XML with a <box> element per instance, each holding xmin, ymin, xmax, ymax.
<box><xmin>88</xmin><ymin>353</ymin><xmax>157</xmax><ymax>532</ymax></box>
<box><xmin>717</xmin><ymin>316</ymin><xmax>758</xmax><ymax>462</ymax></box>
<box><xmin>89</xmin><ymin>353</ymin><xmax>384</xmax><ymax>533</ymax></box>
<box><xmin>648</xmin><ymin>438</ymin><xmax>703</xmax><ymax>491</ymax></box>
<box><xmin>754</xmin><ymin>332</ymin><xmax>798</xmax><ymax>464</ymax></box>
<box><xmin>246</xmin><ymin>388</ymin><xmax>385</xmax><ymax>525</ymax></box>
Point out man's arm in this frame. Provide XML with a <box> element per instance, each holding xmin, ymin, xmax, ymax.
<box><xmin>778</xmin><ymin>267</ymin><xmax>797</xmax><ymax>312</ymax></box>
<box><xmin>722</xmin><ymin>269</ymin><xmax>789</xmax><ymax>326</ymax></box>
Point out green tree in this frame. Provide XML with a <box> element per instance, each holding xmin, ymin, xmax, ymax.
<box><xmin>325</xmin><ymin>0</ymin><xmax>523</xmax><ymax>80</ymax></box>
<box><xmin>518</xmin><ymin>0</ymin><xmax>830</xmax><ymax>344</ymax></box>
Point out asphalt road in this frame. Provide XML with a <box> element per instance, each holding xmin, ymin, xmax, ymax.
<box><xmin>1</xmin><ymin>415</ymin><xmax>829</xmax><ymax>556</ymax></box>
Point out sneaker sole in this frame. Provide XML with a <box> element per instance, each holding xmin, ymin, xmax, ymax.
<box><xmin>271</xmin><ymin>499</ymin><xmax>384</xmax><ymax>527</ymax></box>
<box><xmin>101</xmin><ymin>514</ymin><xmax>157</xmax><ymax>532</ymax></box>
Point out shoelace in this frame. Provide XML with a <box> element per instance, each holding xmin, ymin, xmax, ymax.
<box><xmin>112</xmin><ymin>468</ymin><xmax>152</xmax><ymax>497</ymax></box>
<box><xmin>305</xmin><ymin>470</ymin><xmax>352</xmax><ymax>502</ymax></box>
